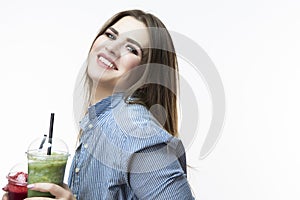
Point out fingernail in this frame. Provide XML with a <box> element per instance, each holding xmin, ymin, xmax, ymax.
<box><xmin>27</xmin><ymin>184</ymin><xmax>34</xmax><ymax>189</ymax></box>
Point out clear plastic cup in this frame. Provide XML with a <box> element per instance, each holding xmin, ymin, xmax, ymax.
<box><xmin>26</xmin><ymin>137</ymin><xmax>70</xmax><ymax>197</ymax></box>
<box><xmin>2</xmin><ymin>162</ymin><xmax>28</xmax><ymax>200</ymax></box>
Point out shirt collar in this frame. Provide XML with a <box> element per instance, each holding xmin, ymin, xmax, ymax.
<box><xmin>88</xmin><ymin>92</ymin><xmax>124</xmax><ymax>120</ymax></box>
<box><xmin>79</xmin><ymin>93</ymin><xmax>124</xmax><ymax>136</ymax></box>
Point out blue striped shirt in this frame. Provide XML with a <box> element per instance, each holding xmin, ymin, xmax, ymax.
<box><xmin>68</xmin><ymin>93</ymin><xmax>195</xmax><ymax>199</ymax></box>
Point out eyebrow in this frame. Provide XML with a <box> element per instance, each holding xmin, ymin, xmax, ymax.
<box><xmin>108</xmin><ymin>27</ymin><xmax>143</xmax><ymax>50</ymax></box>
<box><xmin>108</xmin><ymin>27</ymin><xmax>118</xmax><ymax>35</ymax></box>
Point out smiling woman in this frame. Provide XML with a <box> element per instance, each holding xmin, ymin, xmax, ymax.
<box><xmin>4</xmin><ymin>9</ymin><xmax>195</xmax><ymax>200</ymax></box>
<box><xmin>87</xmin><ymin>16</ymin><xmax>149</xmax><ymax>103</ymax></box>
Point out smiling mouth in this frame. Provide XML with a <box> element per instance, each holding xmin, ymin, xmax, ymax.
<box><xmin>98</xmin><ymin>56</ymin><xmax>118</xmax><ymax>70</ymax></box>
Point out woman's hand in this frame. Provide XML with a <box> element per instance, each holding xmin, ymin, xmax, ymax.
<box><xmin>25</xmin><ymin>183</ymin><xmax>76</xmax><ymax>200</ymax></box>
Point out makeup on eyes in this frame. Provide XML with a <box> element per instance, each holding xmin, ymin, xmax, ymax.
<box><xmin>107</xmin><ymin>27</ymin><xmax>143</xmax><ymax>55</ymax></box>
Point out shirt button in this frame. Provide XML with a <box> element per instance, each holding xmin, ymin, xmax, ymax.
<box><xmin>88</xmin><ymin>124</ymin><xmax>93</xmax><ymax>129</ymax></box>
<box><xmin>75</xmin><ymin>167</ymin><xmax>80</xmax><ymax>173</ymax></box>
<box><xmin>84</xmin><ymin>143</ymin><xmax>88</xmax><ymax>148</ymax></box>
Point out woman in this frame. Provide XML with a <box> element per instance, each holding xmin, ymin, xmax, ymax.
<box><xmin>5</xmin><ymin>9</ymin><xmax>195</xmax><ymax>200</ymax></box>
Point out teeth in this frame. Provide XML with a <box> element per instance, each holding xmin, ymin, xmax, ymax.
<box><xmin>99</xmin><ymin>56</ymin><xmax>114</xmax><ymax>68</ymax></box>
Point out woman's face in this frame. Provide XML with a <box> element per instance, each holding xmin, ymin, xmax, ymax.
<box><xmin>87</xmin><ymin>16</ymin><xmax>149</xmax><ymax>91</ymax></box>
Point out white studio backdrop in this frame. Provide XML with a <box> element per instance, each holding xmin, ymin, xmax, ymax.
<box><xmin>0</xmin><ymin>0</ymin><xmax>299</xmax><ymax>199</ymax></box>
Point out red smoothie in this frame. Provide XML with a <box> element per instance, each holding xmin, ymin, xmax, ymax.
<box><xmin>3</xmin><ymin>172</ymin><xmax>27</xmax><ymax>200</ymax></box>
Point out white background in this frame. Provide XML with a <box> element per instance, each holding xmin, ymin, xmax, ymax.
<box><xmin>0</xmin><ymin>0</ymin><xmax>299</xmax><ymax>199</ymax></box>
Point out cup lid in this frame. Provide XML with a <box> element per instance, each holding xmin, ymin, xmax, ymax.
<box><xmin>27</xmin><ymin>137</ymin><xmax>69</xmax><ymax>156</ymax></box>
<box><xmin>6</xmin><ymin>162</ymin><xmax>28</xmax><ymax>186</ymax></box>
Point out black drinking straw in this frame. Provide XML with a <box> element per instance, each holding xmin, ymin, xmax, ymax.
<box><xmin>47</xmin><ymin>113</ymin><xmax>55</xmax><ymax>155</ymax></box>
<box><xmin>39</xmin><ymin>134</ymin><xmax>47</xmax><ymax>149</ymax></box>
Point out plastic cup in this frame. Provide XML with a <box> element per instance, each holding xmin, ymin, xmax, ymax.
<box><xmin>2</xmin><ymin>162</ymin><xmax>28</xmax><ymax>200</ymax></box>
<box><xmin>26</xmin><ymin>137</ymin><xmax>69</xmax><ymax>197</ymax></box>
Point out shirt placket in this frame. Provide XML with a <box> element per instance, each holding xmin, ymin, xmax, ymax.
<box><xmin>72</xmin><ymin>114</ymin><xmax>95</xmax><ymax>199</ymax></box>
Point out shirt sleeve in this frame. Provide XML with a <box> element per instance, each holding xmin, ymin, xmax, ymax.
<box><xmin>124</xmin><ymin>139</ymin><xmax>195</xmax><ymax>200</ymax></box>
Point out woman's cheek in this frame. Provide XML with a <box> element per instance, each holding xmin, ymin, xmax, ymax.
<box><xmin>123</xmin><ymin>55</ymin><xmax>142</xmax><ymax>70</ymax></box>
<box><xmin>91</xmin><ymin>36</ymin><xmax>107</xmax><ymax>51</ymax></box>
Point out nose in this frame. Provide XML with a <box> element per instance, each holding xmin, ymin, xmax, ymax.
<box><xmin>105</xmin><ymin>39</ymin><xmax>123</xmax><ymax>57</ymax></box>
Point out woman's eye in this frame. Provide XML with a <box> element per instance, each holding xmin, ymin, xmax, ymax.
<box><xmin>105</xmin><ymin>32</ymin><xmax>116</xmax><ymax>40</ymax></box>
<box><xmin>126</xmin><ymin>45</ymin><xmax>138</xmax><ymax>55</ymax></box>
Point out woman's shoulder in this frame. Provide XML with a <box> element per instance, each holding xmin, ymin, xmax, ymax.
<box><xmin>112</xmin><ymin>102</ymin><xmax>160</xmax><ymax>135</ymax></box>
<box><xmin>110</xmin><ymin>101</ymin><xmax>185</xmax><ymax>151</ymax></box>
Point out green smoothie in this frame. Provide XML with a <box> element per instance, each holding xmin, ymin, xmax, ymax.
<box><xmin>27</xmin><ymin>152</ymin><xmax>68</xmax><ymax>197</ymax></box>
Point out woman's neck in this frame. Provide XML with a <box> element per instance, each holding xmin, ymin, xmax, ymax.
<box><xmin>91</xmin><ymin>84</ymin><xmax>113</xmax><ymax>105</ymax></box>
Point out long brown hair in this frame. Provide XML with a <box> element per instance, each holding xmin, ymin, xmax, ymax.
<box><xmin>77</xmin><ymin>9</ymin><xmax>179</xmax><ymax>137</ymax></box>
